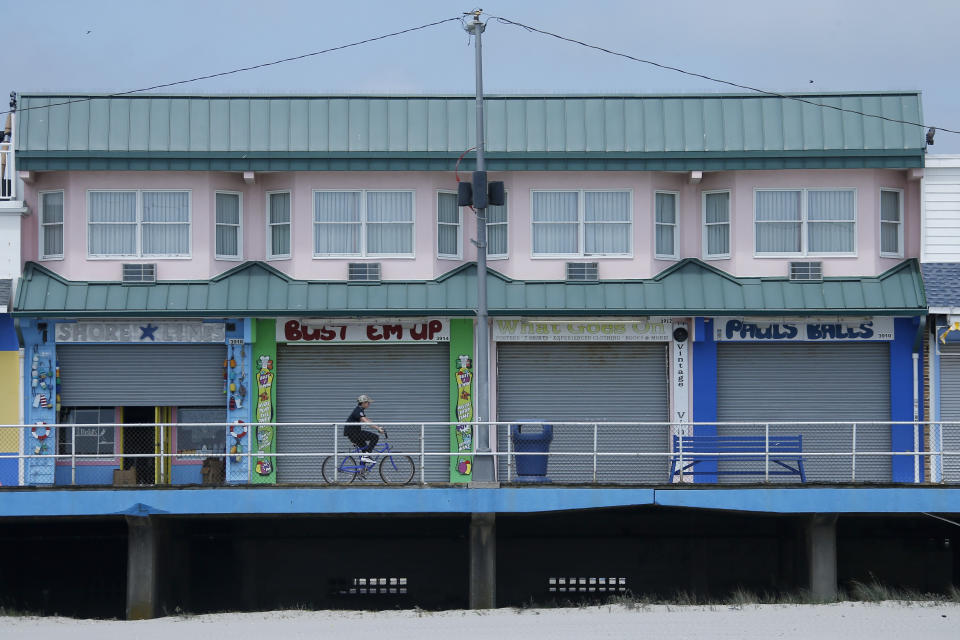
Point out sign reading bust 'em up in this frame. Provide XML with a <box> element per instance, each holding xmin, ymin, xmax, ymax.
<box><xmin>276</xmin><ymin>318</ymin><xmax>450</xmax><ymax>344</ymax></box>
<box><xmin>55</xmin><ymin>321</ymin><xmax>226</xmax><ymax>343</ymax></box>
<box><xmin>493</xmin><ymin>319</ymin><xmax>672</xmax><ymax>342</ymax></box>
<box><xmin>712</xmin><ymin>317</ymin><xmax>895</xmax><ymax>342</ymax></box>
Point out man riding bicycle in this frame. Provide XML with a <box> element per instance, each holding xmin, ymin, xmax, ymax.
<box><xmin>344</xmin><ymin>394</ymin><xmax>384</xmax><ymax>464</ymax></box>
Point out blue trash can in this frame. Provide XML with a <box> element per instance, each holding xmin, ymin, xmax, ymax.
<box><xmin>510</xmin><ymin>422</ymin><xmax>553</xmax><ymax>483</ymax></box>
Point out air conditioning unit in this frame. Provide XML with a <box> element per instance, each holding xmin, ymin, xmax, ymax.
<box><xmin>789</xmin><ymin>261</ymin><xmax>822</xmax><ymax>281</ymax></box>
<box><xmin>566</xmin><ymin>262</ymin><xmax>599</xmax><ymax>282</ymax></box>
<box><xmin>122</xmin><ymin>263</ymin><xmax>157</xmax><ymax>284</ymax></box>
<box><xmin>348</xmin><ymin>262</ymin><xmax>381</xmax><ymax>283</ymax></box>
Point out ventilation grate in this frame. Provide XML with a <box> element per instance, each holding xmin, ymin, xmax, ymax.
<box><xmin>332</xmin><ymin>577</ymin><xmax>408</xmax><ymax>596</ymax></box>
<box><xmin>548</xmin><ymin>576</ymin><xmax>627</xmax><ymax>594</ymax></box>
<box><xmin>348</xmin><ymin>262</ymin><xmax>381</xmax><ymax>283</ymax></box>
<box><xmin>566</xmin><ymin>262</ymin><xmax>599</xmax><ymax>282</ymax></box>
<box><xmin>122</xmin><ymin>263</ymin><xmax>156</xmax><ymax>285</ymax></box>
<box><xmin>789</xmin><ymin>261</ymin><xmax>823</xmax><ymax>281</ymax></box>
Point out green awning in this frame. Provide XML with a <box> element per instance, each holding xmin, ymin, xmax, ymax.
<box><xmin>13</xmin><ymin>259</ymin><xmax>926</xmax><ymax>318</ymax></box>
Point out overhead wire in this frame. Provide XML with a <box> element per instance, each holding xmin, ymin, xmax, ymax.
<box><xmin>0</xmin><ymin>16</ymin><xmax>463</xmax><ymax>116</ymax></box>
<box><xmin>488</xmin><ymin>14</ymin><xmax>960</xmax><ymax>136</ymax></box>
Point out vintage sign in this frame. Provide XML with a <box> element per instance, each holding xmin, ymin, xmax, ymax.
<box><xmin>55</xmin><ymin>321</ymin><xmax>226</xmax><ymax>344</ymax></box>
<box><xmin>711</xmin><ymin>317</ymin><xmax>895</xmax><ymax>342</ymax></box>
<box><xmin>277</xmin><ymin>318</ymin><xmax>450</xmax><ymax>344</ymax></box>
<box><xmin>493</xmin><ymin>319</ymin><xmax>672</xmax><ymax>342</ymax></box>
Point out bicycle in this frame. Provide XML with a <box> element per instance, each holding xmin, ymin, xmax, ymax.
<box><xmin>321</xmin><ymin>430</ymin><xmax>415</xmax><ymax>485</ymax></box>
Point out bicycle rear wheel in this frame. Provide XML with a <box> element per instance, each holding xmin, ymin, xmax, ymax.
<box><xmin>379</xmin><ymin>455</ymin><xmax>415</xmax><ymax>484</ymax></box>
<box><xmin>322</xmin><ymin>455</ymin><xmax>359</xmax><ymax>484</ymax></box>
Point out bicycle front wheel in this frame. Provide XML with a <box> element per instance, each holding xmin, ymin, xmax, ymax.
<box><xmin>322</xmin><ymin>455</ymin><xmax>359</xmax><ymax>484</ymax></box>
<box><xmin>379</xmin><ymin>455</ymin><xmax>415</xmax><ymax>484</ymax></box>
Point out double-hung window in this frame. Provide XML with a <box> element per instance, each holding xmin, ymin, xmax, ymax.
<box><xmin>215</xmin><ymin>192</ymin><xmax>242</xmax><ymax>260</ymax></box>
<box><xmin>40</xmin><ymin>190</ymin><xmax>64</xmax><ymax>259</ymax></box>
<box><xmin>267</xmin><ymin>191</ymin><xmax>291</xmax><ymax>259</ymax></box>
<box><xmin>880</xmin><ymin>189</ymin><xmax>903</xmax><ymax>257</ymax></box>
<box><xmin>88</xmin><ymin>190</ymin><xmax>190</xmax><ymax>257</ymax></box>
<box><xmin>703</xmin><ymin>191</ymin><xmax>731</xmax><ymax>259</ymax></box>
<box><xmin>314</xmin><ymin>190</ymin><xmax>414</xmax><ymax>257</ymax></box>
<box><xmin>532</xmin><ymin>190</ymin><xmax>631</xmax><ymax>256</ymax></box>
<box><xmin>437</xmin><ymin>192</ymin><xmax>461</xmax><ymax>259</ymax></box>
<box><xmin>487</xmin><ymin>199</ymin><xmax>508</xmax><ymax>258</ymax></box>
<box><xmin>755</xmin><ymin>189</ymin><xmax>856</xmax><ymax>256</ymax></box>
<box><xmin>655</xmin><ymin>192</ymin><xmax>678</xmax><ymax>259</ymax></box>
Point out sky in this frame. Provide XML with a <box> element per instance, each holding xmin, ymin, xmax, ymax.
<box><xmin>2</xmin><ymin>0</ymin><xmax>959</xmax><ymax>152</ymax></box>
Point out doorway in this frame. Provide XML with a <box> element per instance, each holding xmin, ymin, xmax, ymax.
<box><xmin>122</xmin><ymin>407</ymin><xmax>155</xmax><ymax>485</ymax></box>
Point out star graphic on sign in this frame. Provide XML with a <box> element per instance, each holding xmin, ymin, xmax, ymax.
<box><xmin>139</xmin><ymin>323</ymin><xmax>158</xmax><ymax>341</ymax></box>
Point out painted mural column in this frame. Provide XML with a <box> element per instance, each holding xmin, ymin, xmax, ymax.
<box><xmin>251</xmin><ymin>319</ymin><xmax>277</xmax><ymax>484</ymax></box>
<box><xmin>225</xmin><ymin>318</ymin><xmax>253</xmax><ymax>484</ymax></box>
<box><xmin>450</xmin><ymin>319</ymin><xmax>474</xmax><ymax>482</ymax></box>
<box><xmin>21</xmin><ymin>319</ymin><xmax>56</xmax><ymax>485</ymax></box>
<box><xmin>890</xmin><ymin>317</ymin><xmax>921</xmax><ymax>482</ymax></box>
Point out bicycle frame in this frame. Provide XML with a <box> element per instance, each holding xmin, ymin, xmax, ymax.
<box><xmin>340</xmin><ymin>440</ymin><xmax>395</xmax><ymax>475</ymax></box>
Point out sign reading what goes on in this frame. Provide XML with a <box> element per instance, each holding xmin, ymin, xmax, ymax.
<box><xmin>493</xmin><ymin>319</ymin><xmax>672</xmax><ymax>342</ymax></box>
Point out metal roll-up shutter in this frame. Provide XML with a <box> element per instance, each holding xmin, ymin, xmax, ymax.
<box><xmin>496</xmin><ymin>342</ymin><xmax>669</xmax><ymax>484</ymax></box>
<box><xmin>938</xmin><ymin>345</ymin><xmax>960</xmax><ymax>482</ymax></box>
<box><xmin>717</xmin><ymin>343</ymin><xmax>891</xmax><ymax>482</ymax></box>
<box><xmin>275</xmin><ymin>344</ymin><xmax>450</xmax><ymax>483</ymax></box>
<box><xmin>58</xmin><ymin>344</ymin><xmax>226</xmax><ymax>407</ymax></box>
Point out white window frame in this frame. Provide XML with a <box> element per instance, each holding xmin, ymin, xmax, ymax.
<box><xmin>879</xmin><ymin>188</ymin><xmax>904</xmax><ymax>258</ymax></box>
<box><xmin>654</xmin><ymin>190</ymin><xmax>679</xmax><ymax>260</ymax></box>
<box><xmin>266</xmin><ymin>190</ymin><xmax>292</xmax><ymax>260</ymax></box>
<box><xmin>702</xmin><ymin>190</ymin><xmax>731</xmax><ymax>260</ymax></box>
<box><xmin>530</xmin><ymin>189</ymin><xmax>633</xmax><ymax>258</ymax></box>
<box><xmin>753</xmin><ymin>188</ymin><xmax>857</xmax><ymax>257</ymax></box>
<box><xmin>487</xmin><ymin>193</ymin><xmax>509</xmax><ymax>260</ymax></box>
<box><xmin>312</xmin><ymin>189</ymin><xmax>416</xmax><ymax>259</ymax></box>
<box><xmin>437</xmin><ymin>190</ymin><xmax>462</xmax><ymax>260</ymax></box>
<box><xmin>214</xmin><ymin>191</ymin><xmax>243</xmax><ymax>261</ymax></box>
<box><xmin>39</xmin><ymin>189</ymin><xmax>65</xmax><ymax>260</ymax></box>
<box><xmin>86</xmin><ymin>189</ymin><xmax>192</xmax><ymax>259</ymax></box>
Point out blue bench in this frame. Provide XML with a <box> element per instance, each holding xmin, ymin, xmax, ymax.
<box><xmin>669</xmin><ymin>434</ymin><xmax>806</xmax><ymax>482</ymax></box>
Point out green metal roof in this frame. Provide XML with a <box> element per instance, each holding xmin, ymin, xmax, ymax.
<box><xmin>15</xmin><ymin>92</ymin><xmax>925</xmax><ymax>171</ymax></box>
<box><xmin>13</xmin><ymin>259</ymin><xmax>926</xmax><ymax>318</ymax></box>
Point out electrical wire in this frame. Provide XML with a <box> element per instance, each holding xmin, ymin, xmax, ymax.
<box><xmin>488</xmin><ymin>14</ymin><xmax>960</xmax><ymax>136</ymax></box>
<box><xmin>922</xmin><ymin>512</ymin><xmax>960</xmax><ymax>529</ymax></box>
<box><xmin>0</xmin><ymin>16</ymin><xmax>463</xmax><ymax>116</ymax></box>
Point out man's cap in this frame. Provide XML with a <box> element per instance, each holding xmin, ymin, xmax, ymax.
<box><xmin>357</xmin><ymin>394</ymin><xmax>372</xmax><ymax>404</ymax></box>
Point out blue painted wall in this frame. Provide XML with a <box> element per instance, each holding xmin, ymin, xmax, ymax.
<box><xmin>890</xmin><ymin>317</ymin><xmax>919</xmax><ymax>482</ymax></box>
<box><xmin>692</xmin><ymin>318</ymin><xmax>718</xmax><ymax>481</ymax></box>
<box><xmin>20</xmin><ymin>319</ymin><xmax>56</xmax><ymax>485</ymax></box>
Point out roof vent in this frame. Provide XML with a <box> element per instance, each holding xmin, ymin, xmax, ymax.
<box><xmin>122</xmin><ymin>263</ymin><xmax>156</xmax><ymax>285</ymax></box>
<box><xmin>348</xmin><ymin>262</ymin><xmax>381</xmax><ymax>283</ymax></box>
<box><xmin>566</xmin><ymin>262</ymin><xmax>598</xmax><ymax>282</ymax></box>
<box><xmin>789</xmin><ymin>261</ymin><xmax>822</xmax><ymax>281</ymax></box>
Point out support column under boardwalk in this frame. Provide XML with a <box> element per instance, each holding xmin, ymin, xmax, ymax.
<box><xmin>126</xmin><ymin>515</ymin><xmax>160</xmax><ymax>620</ymax></box>
<box><xmin>806</xmin><ymin>514</ymin><xmax>838</xmax><ymax>601</ymax></box>
<box><xmin>469</xmin><ymin>512</ymin><xmax>496</xmax><ymax>609</ymax></box>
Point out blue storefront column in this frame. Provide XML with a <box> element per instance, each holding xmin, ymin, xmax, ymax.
<box><xmin>692</xmin><ymin>318</ymin><xmax>717</xmax><ymax>482</ymax></box>
<box><xmin>890</xmin><ymin>317</ymin><xmax>920</xmax><ymax>483</ymax></box>
<box><xmin>20</xmin><ymin>319</ymin><xmax>57</xmax><ymax>485</ymax></box>
<box><xmin>225</xmin><ymin>318</ymin><xmax>253</xmax><ymax>484</ymax></box>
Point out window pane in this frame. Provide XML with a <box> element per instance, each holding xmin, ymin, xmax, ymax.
<box><xmin>90</xmin><ymin>191</ymin><xmax>136</xmax><ymax>222</ymax></box>
<box><xmin>315</xmin><ymin>191</ymin><xmax>361</xmax><ymax>222</ymax></box>
<box><xmin>533</xmin><ymin>223</ymin><xmax>577</xmax><ymax>254</ymax></box>
<box><xmin>438</xmin><ymin>192</ymin><xmax>459</xmax><ymax>224</ymax></box>
<box><xmin>438</xmin><ymin>225</ymin><xmax>459</xmax><ymax>256</ymax></box>
<box><xmin>177</xmin><ymin>407</ymin><xmax>227</xmax><ymax>456</ymax></box>
<box><xmin>707</xmin><ymin>224</ymin><xmax>729</xmax><ymax>256</ymax></box>
<box><xmin>143</xmin><ymin>191</ymin><xmax>189</xmax><ymax>223</ymax></box>
<box><xmin>43</xmin><ymin>225</ymin><xmax>63</xmax><ymax>257</ymax></box>
<box><xmin>584</xmin><ymin>191</ymin><xmax>630</xmax><ymax>222</ymax></box>
<box><xmin>488</xmin><ymin>203</ymin><xmax>507</xmax><ymax>224</ymax></box>
<box><xmin>756</xmin><ymin>222</ymin><xmax>801</xmax><ymax>253</ymax></box>
<box><xmin>881</xmin><ymin>191</ymin><xmax>901</xmax><ymax>222</ymax></box>
<box><xmin>216</xmin><ymin>193</ymin><xmax>240</xmax><ymax>225</ymax></box>
<box><xmin>42</xmin><ymin>192</ymin><xmax>63</xmax><ymax>224</ymax></box>
<box><xmin>756</xmin><ymin>191</ymin><xmax>801</xmax><ymax>221</ymax></box>
<box><xmin>808</xmin><ymin>190</ymin><xmax>854</xmax><ymax>221</ymax></box>
<box><xmin>143</xmin><ymin>223</ymin><xmax>189</xmax><ymax>255</ymax></box>
<box><xmin>367</xmin><ymin>223</ymin><xmax>413</xmax><ymax>254</ymax></box>
<box><xmin>216</xmin><ymin>224</ymin><xmax>238</xmax><ymax>257</ymax></box>
<box><xmin>705</xmin><ymin>192</ymin><xmax>729</xmax><ymax>223</ymax></box>
<box><xmin>533</xmin><ymin>192</ymin><xmax>578</xmax><ymax>222</ymax></box>
<box><xmin>272</xmin><ymin>225</ymin><xmax>290</xmax><ymax>256</ymax></box>
<box><xmin>488</xmin><ymin>223</ymin><xmax>507</xmax><ymax>256</ymax></box>
<box><xmin>655</xmin><ymin>193</ymin><xmax>676</xmax><ymax>224</ymax></box>
<box><xmin>881</xmin><ymin>222</ymin><xmax>900</xmax><ymax>254</ymax></box>
<box><xmin>585</xmin><ymin>223</ymin><xmax>630</xmax><ymax>254</ymax></box>
<box><xmin>316</xmin><ymin>223</ymin><xmax>360</xmax><ymax>254</ymax></box>
<box><xmin>808</xmin><ymin>222</ymin><xmax>854</xmax><ymax>253</ymax></box>
<box><xmin>89</xmin><ymin>224</ymin><xmax>136</xmax><ymax>255</ymax></box>
<box><xmin>269</xmin><ymin>193</ymin><xmax>290</xmax><ymax>224</ymax></box>
<box><xmin>366</xmin><ymin>192</ymin><xmax>413</xmax><ymax>222</ymax></box>
<box><xmin>656</xmin><ymin>224</ymin><xmax>675</xmax><ymax>256</ymax></box>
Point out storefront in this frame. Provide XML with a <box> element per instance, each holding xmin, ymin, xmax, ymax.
<box><xmin>931</xmin><ymin>321</ymin><xmax>960</xmax><ymax>483</ymax></box>
<box><xmin>492</xmin><ymin>318</ymin><xmax>686</xmax><ymax>483</ymax></box>
<box><xmin>273</xmin><ymin>317</ymin><xmax>455</xmax><ymax>483</ymax></box>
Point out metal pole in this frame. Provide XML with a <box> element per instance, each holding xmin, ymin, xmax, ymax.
<box><xmin>764</xmin><ymin>423</ymin><xmax>769</xmax><ymax>483</ymax></box>
<box><xmin>71</xmin><ymin>424</ymin><xmax>76</xmax><ymax>486</ymax></box>
<box><xmin>466</xmin><ymin>10</ymin><xmax>494</xmax><ymax>483</ymax></box>
<box><xmin>333</xmin><ymin>423</ymin><xmax>338</xmax><ymax>484</ymax></box>
<box><xmin>851</xmin><ymin>423</ymin><xmax>857</xmax><ymax>482</ymax></box>
<box><xmin>592</xmin><ymin>424</ymin><xmax>598</xmax><ymax>483</ymax></box>
<box><xmin>420</xmin><ymin>423</ymin><xmax>426</xmax><ymax>485</ymax></box>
